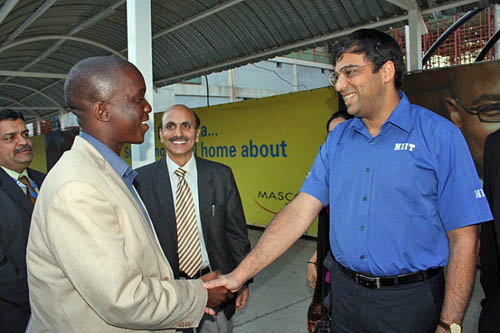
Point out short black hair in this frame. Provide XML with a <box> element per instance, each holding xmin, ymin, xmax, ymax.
<box><xmin>0</xmin><ymin>110</ymin><xmax>25</xmax><ymax>122</ymax></box>
<box><xmin>326</xmin><ymin>111</ymin><xmax>352</xmax><ymax>132</ymax></box>
<box><xmin>330</xmin><ymin>29</ymin><xmax>404</xmax><ymax>88</ymax></box>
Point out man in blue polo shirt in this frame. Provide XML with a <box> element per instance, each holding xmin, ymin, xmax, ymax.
<box><xmin>205</xmin><ymin>29</ymin><xmax>492</xmax><ymax>332</ymax></box>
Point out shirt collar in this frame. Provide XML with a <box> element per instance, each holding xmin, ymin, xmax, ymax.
<box><xmin>1</xmin><ymin>165</ymin><xmax>28</xmax><ymax>180</ymax></box>
<box><xmin>166</xmin><ymin>153</ymin><xmax>196</xmax><ymax>177</ymax></box>
<box><xmin>79</xmin><ymin>131</ymin><xmax>136</xmax><ymax>187</ymax></box>
<box><xmin>384</xmin><ymin>91</ymin><xmax>412</xmax><ymax>133</ymax></box>
<box><xmin>347</xmin><ymin>90</ymin><xmax>413</xmax><ymax>134</ymax></box>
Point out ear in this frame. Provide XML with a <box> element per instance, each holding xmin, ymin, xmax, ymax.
<box><xmin>159</xmin><ymin>127</ymin><xmax>165</xmax><ymax>144</ymax></box>
<box><xmin>381</xmin><ymin>60</ymin><xmax>396</xmax><ymax>84</ymax></box>
<box><xmin>195</xmin><ymin>128</ymin><xmax>200</xmax><ymax>143</ymax></box>
<box><xmin>445</xmin><ymin>96</ymin><xmax>461</xmax><ymax>129</ymax></box>
<box><xmin>92</xmin><ymin>101</ymin><xmax>112</xmax><ymax>122</ymax></box>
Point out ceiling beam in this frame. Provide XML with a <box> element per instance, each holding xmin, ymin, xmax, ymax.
<box><xmin>0</xmin><ymin>35</ymin><xmax>125</xmax><ymax>59</ymax></box>
<box><xmin>385</xmin><ymin>0</ymin><xmax>412</xmax><ymax>10</ymax></box>
<box><xmin>119</xmin><ymin>0</ymin><xmax>245</xmax><ymax>56</ymax></box>
<box><xmin>0</xmin><ymin>83</ymin><xmax>63</xmax><ymax>108</ymax></box>
<box><xmin>421</xmin><ymin>0</ymin><xmax>481</xmax><ymax>15</ymax></box>
<box><xmin>0</xmin><ymin>96</ymin><xmax>39</xmax><ymax>117</ymax></box>
<box><xmin>0</xmin><ymin>106</ymin><xmax>60</xmax><ymax>110</ymax></box>
<box><xmin>6</xmin><ymin>79</ymin><xmax>63</xmax><ymax>110</ymax></box>
<box><xmin>0</xmin><ymin>70</ymin><xmax>67</xmax><ymax>79</ymax></box>
<box><xmin>0</xmin><ymin>0</ymin><xmax>18</xmax><ymax>25</ymax></box>
<box><xmin>152</xmin><ymin>0</ymin><xmax>245</xmax><ymax>39</ymax></box>
<box><xmin>2</xmin><ymin>0</ymin><xmax>57</xmax><ymax>44</ymax></box>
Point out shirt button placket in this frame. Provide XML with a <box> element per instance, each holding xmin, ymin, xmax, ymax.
<box><xmin>359</xmin><ymin>138</ymin><xmax>376</xmax><ymax>269</ymax></box>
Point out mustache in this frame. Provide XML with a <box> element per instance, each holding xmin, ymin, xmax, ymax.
<box><xmin>14</xmin><ymin>145</ymin><xmax>33</xmax><ymax>154</ymax></box>
<box><xmin>169</xmin><ymin>136</ymin><xmax>189</xmax><ymax>142</ymax></box>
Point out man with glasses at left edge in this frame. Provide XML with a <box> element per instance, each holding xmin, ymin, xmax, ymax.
<box><xmin>0</xmin><ymin>110</ymin><xmax>44</xmax><ymax>332</ymax></box>
<box><xmin>205</xmin><ymin>29</ymin><xmax>492</xmax><ymax>333</ymax></box>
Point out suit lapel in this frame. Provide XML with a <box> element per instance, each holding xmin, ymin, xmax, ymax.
<box><xmin>0</xmin><ymin>168</ymin><xmax>33</xmax><ymax>215</ymax></box>
<box><xmin>196</xmin><ymin>157</ymin><xmax>215</xmax><ymax>243</ymax></box>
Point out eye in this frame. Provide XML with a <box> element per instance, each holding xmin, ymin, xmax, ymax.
<box><xmin>344</xmin><ymin>69</ymin><xmax>356</xmax><ymax>77</ymax></box>
<box><xmin>165</xmin><ymin>123</ymin><xmax>174</xmax><ymax>129</ymax></box>
<box><xmin>472</xmin><ymin>103</ymin><xmax>500</xmax><ymax>122</ymax></box>
<box><xmin>183</xmin><ymin>123</ymin><xmax>192</xmax><ymax>129</ymax></box>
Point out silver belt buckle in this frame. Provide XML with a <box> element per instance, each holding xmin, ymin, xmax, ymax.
<box><xmin>360</xmin><ymin>274</ymin><xmax>382</xmax><ymax>289</ymax></box>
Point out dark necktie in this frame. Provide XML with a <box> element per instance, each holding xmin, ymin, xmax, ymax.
<box><xmin>174</xmin><ymin>168</ymin><xmax>202</xmax><ymax>278</ymax></box>
<box><xmin>18</xmin><ymin>175</ymin><xmax>37</xmax><ymax>205</ymax></box>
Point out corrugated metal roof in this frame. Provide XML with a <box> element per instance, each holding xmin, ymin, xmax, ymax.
<box><xmin>0</xmin><ymin>0</ymin><xmax>494</xmax><ymax>121</ymax></box>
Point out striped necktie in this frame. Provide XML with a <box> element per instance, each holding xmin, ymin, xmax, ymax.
<box><xmin>174</xmin><ymin>168</ymin><xmax>202</xmax><ymax>278</ymax></box>
<box><xmin>18</xmin><ymin>175</ymin><xmax>37</xmax><ymax>205</ymax></box>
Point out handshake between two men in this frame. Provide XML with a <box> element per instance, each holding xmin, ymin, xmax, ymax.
<box><xmin>201</xmin><ymin>270</ymin><xmax>234</xmax><ymax>315</ymax></box>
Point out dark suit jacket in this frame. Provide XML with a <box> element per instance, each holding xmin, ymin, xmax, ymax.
<box><xmin>479</xmin><ymin>129</ymin><xmax>500</xmax><ymax>331</ymax></box>
<box><xmin>0</xmin><ymin>167</ymin><xmax>45</xmax><ymax>332</ymax></box>
<box><xmin>135</xmin><ymin>156</ymin><xmax>251</xmax><ymax>319</ymax></box>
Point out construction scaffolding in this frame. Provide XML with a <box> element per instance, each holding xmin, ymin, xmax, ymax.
<box><xmin>390</xmin><ymin>7</ymin><xmax>496</xmax><ymax>69</ymax></box>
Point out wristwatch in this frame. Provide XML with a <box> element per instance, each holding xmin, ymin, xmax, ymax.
<box><xmin>438</xmin><ymin>319</ymin><xmax>461</xmax><ymax>333</ymax></box>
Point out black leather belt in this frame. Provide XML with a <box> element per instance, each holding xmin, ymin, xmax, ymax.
<box><xmin>179</xmin><ymin>266</ymin><xmax>211</xmax><ymax>279</ymax></box>
<box><xmin>338</xmin><ymin>263</ymin><xmax>443</xmax><ymax>289</ymax></box>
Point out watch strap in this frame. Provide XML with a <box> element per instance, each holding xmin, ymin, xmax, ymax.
<box><xmin>438</xmin><ymin>320</ymin><xmax>450</xmax><ymax>330</ymax></box>
<box><xmin>438</xmin><ymin>320</ymin><xmax>461</xmax><ymax>333</ymax></box>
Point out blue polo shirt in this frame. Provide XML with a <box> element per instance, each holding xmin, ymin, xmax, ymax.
<box><xmin>301</xmin><ymin>91</ymin><xmax>492</xmax><ymax>276</ymax></box>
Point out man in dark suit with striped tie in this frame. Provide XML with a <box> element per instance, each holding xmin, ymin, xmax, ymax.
<box><xmin>135</xmin><ymin>104</ymin><xmax>251</xmax><ymax>333</ymax></box>
<box><xmin>0</xmin><ymin>110</ymin><xmax>45</xmax><ymax>332</ymax></box>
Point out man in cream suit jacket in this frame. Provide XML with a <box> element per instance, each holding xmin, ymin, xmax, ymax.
<box><xmin>26</xmin><ymin>56</ymin><xmax>231</xmax><ymax>332</ymax></box>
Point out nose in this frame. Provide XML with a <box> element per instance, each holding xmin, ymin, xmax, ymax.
<box><xmin>17</xmin><ymin>133</ymin><xmax>30</xmax><ymax>146</ymax></box>
<box><xmin>173</xmin><ymin>125</ymin><xmax>182</xmax><ymax>136</ymax></box>
<box><xmin>335</xmin><ymin>76</ymin><xmax>347</xmax><ymax>92</ymax></box>
<box><xmin>144</xmin><ymin>98</ymin><xmax>152</xmax><ymax>113</ymax></box>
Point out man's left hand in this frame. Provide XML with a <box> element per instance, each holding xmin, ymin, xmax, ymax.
<box><xmin>235</xmin><ymin>285</ymin><xmax>249</xmax><ymax>310</ymax></box>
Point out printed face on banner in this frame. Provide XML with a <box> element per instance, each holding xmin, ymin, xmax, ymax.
<box><xmin>445</xmin><ymin>62</ymin><xmax>500</xmax><ymax>178</ymax></box>
<box><xmin>160</xmin><ymin>106</ymin><xmax>200</xmax><ymax>166</ymax></box>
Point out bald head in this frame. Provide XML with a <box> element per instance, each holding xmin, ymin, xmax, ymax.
<box><xmin>163</xmin><ymin>104</ymin><xmax>200</xmax><ymax>129</ymax></box>
<box><xmin>64</xmin><ymin>56</ymin><xmax>138</xmax><ymax>126</ymax></box>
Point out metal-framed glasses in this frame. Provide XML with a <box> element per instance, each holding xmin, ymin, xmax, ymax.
<box><xmin>328</xmin><ymin>64</ymin><xmax>371</xmax><ymax>86</ymax></box>
<box><xmin>454</xmin><ymin>97</ymin><xmax>500</xmax><ymax>123</ymax></box>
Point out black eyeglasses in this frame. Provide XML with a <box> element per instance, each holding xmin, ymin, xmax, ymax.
<box><xmin>328</xmin><ymin>64</ymin><xmax>371</xmax><ymax>86</ymax></box>
<box><xmin>454</xmin><ymin>97</ymin><xmax>500</xmax><ymax>123</ymax></box>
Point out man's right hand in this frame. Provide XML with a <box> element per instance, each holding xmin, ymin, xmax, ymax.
<box><xmin>200</xmin><ymin>270</ymin><xmax>233</xmax><ymax>310</ymax></box>
<box><xmin>203</xmin><ymin>272</ymin><xmax>243</xmax><ymax>293</ymax></box>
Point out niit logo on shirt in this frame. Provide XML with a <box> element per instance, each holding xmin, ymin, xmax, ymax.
<box><xmin>474</xmin><ymin>189</ymin><xmax>486</xmax><ymax>199</ymax></box>
<box><xmin>394</xmin><ymin>143</ymin><xmax>416</xmax><ymax>151</ymax></box>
